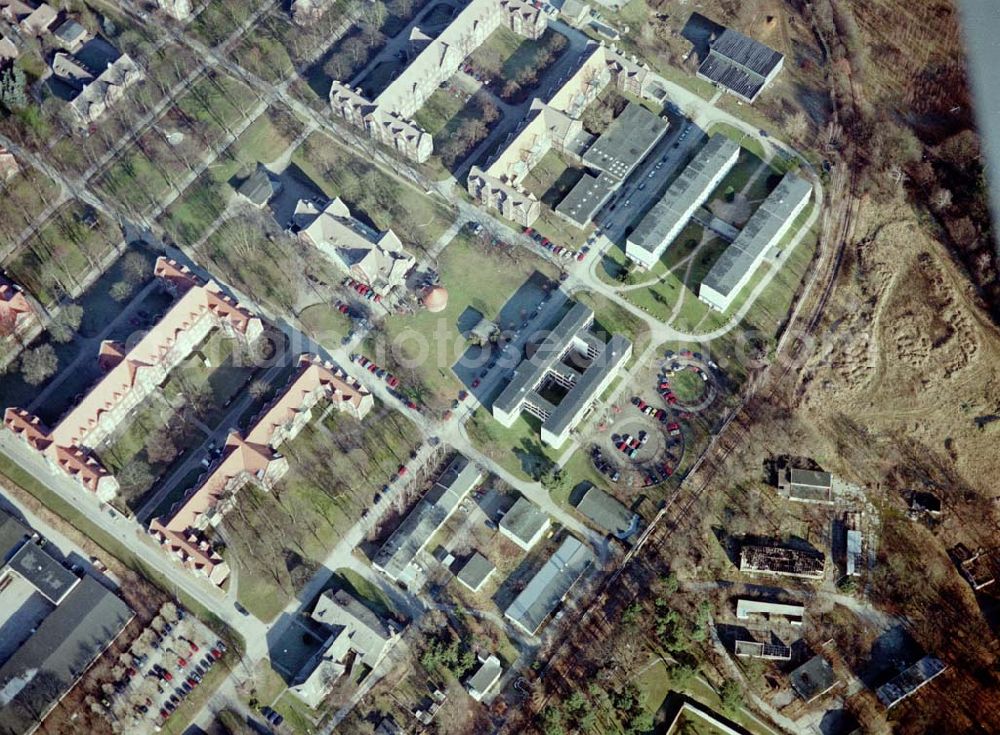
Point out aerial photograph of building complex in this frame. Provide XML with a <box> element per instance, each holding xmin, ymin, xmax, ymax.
<box><xmin>0</xmin><ymin>0</ymin><xmax>997</xmax><ymax>733</ymax></box>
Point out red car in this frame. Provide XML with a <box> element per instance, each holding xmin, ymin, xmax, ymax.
<box><xmin>210</xmin><ymin>649</ymin><xmax>222</xmax><ymax>660</ymax></box>
<box><xmin>634</xmin><ymin>399</ymin><xmax>647</xmax><ymax>411</ymax></box>
<box><xmin>406</xmin><ymin>400</ymin><xmax>418</xmax><ymax>410</ymax></box>
<box><xmin>178</xmin><ymin>657</ymin><xmax>187</xmax><ymax>668</ymax></box>
<box><xmin>471</xmin><ymin>378</ymin><xmax>480</xmax><ymax>388</ymax></box>
<box><xmin>160</xmin><ymin>709</ymin><xmax>169</xmax><ymax>719</ymax></box>
<box><xmin>666</xmin><ymin>422</ymin><xmax>680</xmax><ymax>432</ymax></box>
<box><xmin>524</xmin><ymin>227</ymin><xmax>533</xmax><ymax>235</ymax></box>
<box><xmin>387</xmin><ymin>376</ymin><xmax>400</xmax><ymax>388</ymax></box>
<box><xmin>397</xmin><ymin>465</ymin><xmax>408</xmax><ymax>477</ymax></box>
<box><xmin>162</xmin><ymin>670</ymin><xmax>173</xmax><ymax>682</ymax></box>
<box><xmin>576</xmin><ymin>251</ymin><xmax>585</xmax><ymax>262</ymax></box>
<box><xmin>665</xmin><ymin>395</ymin><xmax>678</xmax><ymax>405</ymax></box>
<box><xmin>368</xmin><ymin>363</ymin><xmax>378</xmax><ymax>372</ymax></box>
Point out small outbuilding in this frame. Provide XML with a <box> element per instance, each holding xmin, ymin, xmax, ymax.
<box><xmin>499</xmin><ymin>496</ymin><xmax>551</xmax><ymax>551</ymax></box>
<box><xmin>456</xmin><ymin>552</ymin><xmax>495</xmax><ymax>593</ymax></box>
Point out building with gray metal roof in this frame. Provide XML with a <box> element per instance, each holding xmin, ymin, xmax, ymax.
<box><xmin>697</xmin><ymin>27</ymin><xmax>784</xmax><ymax>103</ymax></box>
<box><xmin>499</xmin><ymin>497</ymin><xmax>551</xmax><ymax>551</ymax></box>
<box><xmin>492</xmin><ymin>301</ymin><xmax>632</xmax><ymax>447</ymax></box>
<box><xmin>372</xmin><ymin>453</ymin><xmax>482</xmax><ymax>589</ymax></box>
<box><xmin>504</xmin><ymin>535</ymin><xmax>593</xmax><ymax>635</ymax></box>
<box><xmin>555</xmin><ymin>170</ymin><xmax>617</xmax><ymax>227</ymax></box>
<box><xmin>573</xmin><ymin>485</ymin><xmax>640</xmax><ymax>539</ymax></box>
<box><xmin>699</xmin><ymin>172</ymin><xmax>811</xmax><ymax>312</ymax></box>
<box><xmin>790</xmin><ymin>654</ymin><xmax>838</xmax><ymax>703</ymax></box>
<box><xmin>6</xmin><ymin>543</ymin><xmax>79</xmax><ymax>605</ymax></box>
<box><xmin>582</xmin><ymin>102</ymin><xmax>667</xmax><ymax>180</ymax></box>
<box><xmin>0</xmin><ymin>512</ymin><xmax>29</xmax><ymax>563</ymax></box>
<box><xmin>456</xmin><ymin>552</ymin><xmax>496</xmax><ymax>593</ymax></box>
<box><xmin>625</xmin><ymin>136</ymin><xmax>740</xmax><ymax>269</ymax></box>
<box><xmin>0</xmin><ymin>571</ymin><xmax>134</xmax><ymax>735</ymax></box>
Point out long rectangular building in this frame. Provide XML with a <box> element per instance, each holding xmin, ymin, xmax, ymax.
<box><xmin>625</xmin><ymin>135</ymin><xmax>739</xmax><ymax>268</ymax></box>
<box><xmin>373</xmin><ymin>454</ymin><xmax>482</xmax><ymax>589</ymax></box>
<box><xmin>504</xmin><ymin>535</ymin><xmax>593</xmax><ymax>635</ymax></box>
<box><xmin>492</xmin><ymin>301</ymin><xmax>631</xmax><ymax>447</ymax></box>
<box><xmin>149</xmin><ymin>354</ymin><xmax>372</xmax><ymax>586</ymax></box>
<box><xmin>699</xmin><ymin>172</ymin><xmax>811</xmax><ymax>311</ymax></box>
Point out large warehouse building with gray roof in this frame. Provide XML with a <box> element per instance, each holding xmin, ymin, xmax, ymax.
<box><xmin>625</xmin><ymin>135</ymin><xmax>740</xmax><ymax>269</ymax></box>
<box><xmin>0</xmin><ymin>510</ymin><xmax>134</xmax><ymax>735</ymax></box>
<box><xmin>699</xmin><ymin>172</ymin><xmax>812</xmax><ymax>312</ymax></box>
<box><xmin>697</xmin><ymin>27</ymin><xmax>784</xmax><ymax>103</ymax></box>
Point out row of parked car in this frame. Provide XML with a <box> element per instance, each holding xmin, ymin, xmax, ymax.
<box><xmin>154</xmin><ymin>641</ymin><xmax>226</xmax><ymax>725</ymax></box>
<box><xmin>591</xmin><ymin>446</ymin><xmax>622</xmax><ymax>482</ymax></box>
<box><xmin>612</xmin><ymin>431</ymin><xmax>648</xmax><ymax>459</ymax></box>
<box><xmin>344</xmin><ymin>277</ymin><xmax>383</xmax><ymax>303</ymax></box>
<box><xmin>523</xmin><ymin>227</ymin><xmax>588</xmax><ymax>262</ymax></box>
<box><xmin>351</xmin><ymin>353</ymin><xmax>401</xmax><ymax>388</ymax></box>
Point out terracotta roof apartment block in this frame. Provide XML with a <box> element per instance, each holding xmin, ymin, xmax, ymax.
<box><xmin>3</xmin><ymin>258</ymin><xmax>264</xmax><ymax>502</ymax></box>
<box><xmin>150</xmin><ymin>354</ymin><xmax>372</xmax><ymax>585</ymax></box>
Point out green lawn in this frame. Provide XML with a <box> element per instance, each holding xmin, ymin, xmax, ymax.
<box><xmin>465</xmin><ymin>409</ymin><xmax>560</xmax><ymax>481</ymax></box>
<box><xmin>3</xmin><ymin>201</ymin><xmax>122</xmax><ymax>306</ymax></box>
<box><xmin>706</xmin><ymin>123</ymin><xmax>766</xmax><ymax>161</ymax></box>
<box><xmin>297</xmin><ymin>303</ymin><xmax>355</xmax><ymax>343</ymax></box>
<box><xmin>574</xmin><ymin>291</ymin><xmax>651</xmax><ymax>359</ymax></box>
<box><xmin>290</xmin><ymin>131</ymin><xmax>455</xmax><ymax>257</ymax></box>
<box><xmin>522</xmin><ymin>149</ymin><xmax>585</xmax><ymax>208</ymax></box>
<box><xmin>635</xmin><ymin>658</ymin><xmax>776</xmax><ymax>735</ymax></box>
<box><xmin>375</xmin><ymin>232</ymin><xmax>558</xmax><ymax>407</ymax></box>
<box><xmin>413</xmin><ymin>87</ymin><xmax>466</xmax><ymax>137</ymax></box>
<box><xmin>160</xmin><ymin>105</ymin><xmax>302</xmax><ymax>246</ymax></box>
<box><xmin>0</xmin><ymin>166</ymin><xmax>59</xmax><ymax>243</ymax></box>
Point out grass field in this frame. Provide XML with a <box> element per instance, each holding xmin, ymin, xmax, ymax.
<box><xmin>95</xmin><ymin>72</ymin><xmax>259</xmax><ymax>217</ymax></box>
<box><xmin>160</xmin><ymin>105</ymin><xmax>302</xmax><ymax>246</ymax></box>
<box><xmin>375</xmin><ymin>232</ymin><xmax>558</xmax><ymax>407</ymax></box>
<box><xmin>3</xmin><ymin>201</ymin><xmax>122</xmax><ymax>306</ymax></box>
<box><xmin>0</xmin><ymin>166</ymin><xmax>59</xmax><ymax>244</ymax></box>
<box><xmin>522</xmin><ymin>149</ymin><xmax>585</xmax><ymax>208</ymax></box>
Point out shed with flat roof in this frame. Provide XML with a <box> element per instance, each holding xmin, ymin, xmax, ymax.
<box><xmin>456</xmin><ymin>552</ymin><xmax>496</xmax><ymax>593</ymax></box>
<box><xmin>582</xmin><ymin>102</ymin><xmax>667</xmax><ymax>179</ymax></box>
<box><xmin>790</xmin><ymin>654</ymin><xmax>837</xmax><ymax>702</ymax></box>
<box><xmin>697</xmin><ymin>28</ymin><xmax>784</xmax><ymax>103</ymax></box>
<box><xmin>0</xmin><ymin>575</ymin><xmax>134</xmax><ymax>735</ymax></box>
<box><xmin>699</xmin><ymin>172</ymin><xmax>811</xmax><ymax>312</ymax></box>
<box><xmin>574</xmin><ymin>485</ymin><xmax>640</xmax><ymax>539</ymax></box>
<box><xmin>499</xmin><ymin>497</ymin><xmax>551</xmax><ymax>551</ymax></box>
<box><xmin>7</xmin><ymin>542</ymin><xmax>79</xmax><ymax>605</ymax></box>
<box><xmin>555</xmin><ymin>170</ymin><xmax>617</xmax><ymax>227</ymax></box>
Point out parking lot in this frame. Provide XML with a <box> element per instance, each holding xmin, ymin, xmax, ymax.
<box><xmin>100</xmin><ymin>602</ymin><xmax>228</xmax><ymax>733</ymax></box>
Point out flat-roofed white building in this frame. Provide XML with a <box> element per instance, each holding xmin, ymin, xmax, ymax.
<box><xmin>492</xmin><ymin>301</ymin><xmax>632</xmax><ymax>448</ymax></box>
<box><xmin>735</xmin><ymin>599</ymin><xmax>804</xmax><ymax>625</ymax></box>
<box><xmin>498</xmin><ymin>497</ymin><xmax>551</xmax><ymax>550</ymax></box>
<box><xmin>625</xmin><ymin>135</ymin><xmax>740</xmax><ymax>269</ymax></box>
<box><xmin>699</xmin><ymin>172</ymin><xmax>812</xmax><ymax>312</ymax></box>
